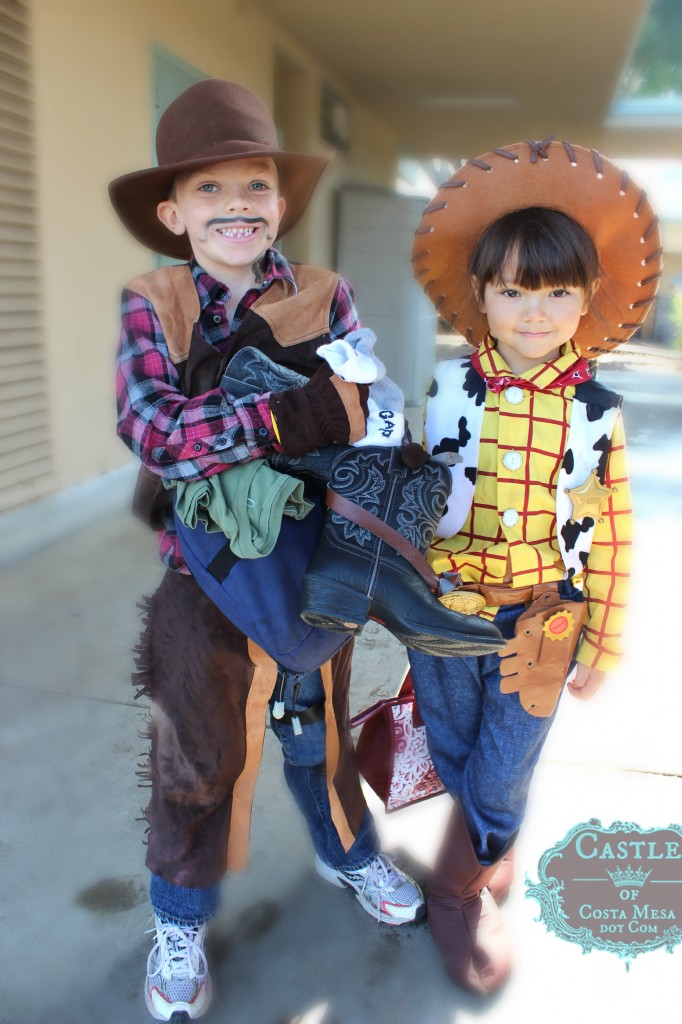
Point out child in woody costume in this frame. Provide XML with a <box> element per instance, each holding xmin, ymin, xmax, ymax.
<box><xmin>110</xmin><ymin>79</ymin><xmax>501</xmax><ymax>1022</ymax></box>
<box><xmin>409</xmin><ymin>139</ymin><xmax>661</xmax><ymax>994</ymax></box>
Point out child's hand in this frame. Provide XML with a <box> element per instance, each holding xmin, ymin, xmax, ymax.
<box><xmin>567</xmin><ymin>663</ymin><xmax>607</xmax><ymax>701</ymax></box>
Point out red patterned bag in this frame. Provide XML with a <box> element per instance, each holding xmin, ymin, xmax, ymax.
<box><xmin>351</xmin><ymin>669</ymin><xmax>446</xmax><ymax>812</ymax></box>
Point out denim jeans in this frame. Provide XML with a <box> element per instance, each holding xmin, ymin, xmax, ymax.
<box><xmin>151</xmin><ymin>667</ymin><xmax>379</xmax><ymax>926</ymax></box>
<box><xmin>268</xmin><ymin>667</ymin><xmax>379</xmax><ymax>870</ymax></box>
<box><xmin>150</xmin><ymin>873</ymin><xmax>221</xmax><ymax>928</ymax></box>
<box><xmin>408</xmin><ymin>581</ymin><xmax>583</xmax><ymax>865</ymax></box>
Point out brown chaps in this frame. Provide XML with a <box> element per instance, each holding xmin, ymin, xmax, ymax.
<box><xmin>133</xmin><ymin>570</ymin><xmax>367</xmax><ymax>888</ymax></box>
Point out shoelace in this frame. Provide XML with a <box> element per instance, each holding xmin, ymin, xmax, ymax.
<box><xmin>361</xmin><ymin>854</ymin><xmax>405</xmax><ymax>923</ymax></box>
<box><xmin>146</xmin><ymin>921</ymin><xmax>208</xmax><ymax>981</ymax></box>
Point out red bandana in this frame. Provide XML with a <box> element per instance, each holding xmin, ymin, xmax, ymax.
<box><xmin>470</xmin><ymin>348</ymin><xmax>592</xmax><ymax>393</ymax></box>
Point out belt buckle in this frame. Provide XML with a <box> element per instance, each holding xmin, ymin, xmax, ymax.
<box><xmin>438</xmin><ymin>590</ymin><xmax>487</xmax><ymax>616</ymax></box>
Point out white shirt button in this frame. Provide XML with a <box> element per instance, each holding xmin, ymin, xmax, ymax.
<box><xmin>502</xmin><ymin>451</ymin><xmax>523</xmax><ymax>471</ymax></box>
<box><xmin>502</xmin><ymin>508</ymin><xmax>519</xmax><ymax>527</ymax></box>
<box><xmin>504</xmin><ymin>386</ymin><xmax>524</xmax><ymax>405</ymax></box>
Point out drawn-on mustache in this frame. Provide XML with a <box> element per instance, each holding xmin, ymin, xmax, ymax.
<box><xmin>207</xmin><ymin>216</ymin><xmax>266</xmax><ymax>227</ymax></box>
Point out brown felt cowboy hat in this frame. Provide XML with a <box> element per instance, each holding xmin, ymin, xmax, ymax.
<box><xmin>109</xmin><ymin>79</ymin><xmax>332</xmax><ymax>260</ymax></box>
<box><xmin>412</xmin><ymin>138</ymin><xmax>663</xmax><ymax>356</ymax></box>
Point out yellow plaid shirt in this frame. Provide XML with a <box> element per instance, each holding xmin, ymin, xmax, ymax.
<box><xmin>428</xmin><ymin>337</ymin><xmax>632</xmax><ymax>671</ymax></box>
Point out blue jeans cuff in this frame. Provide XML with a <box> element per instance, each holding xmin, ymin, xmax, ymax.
<box><xmin>150</xmin><ymin>872</ymin><xmax>220</xmax><ymax>927</ymax></box>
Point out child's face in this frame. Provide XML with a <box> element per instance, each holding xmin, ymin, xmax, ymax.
<box><xmin>475</xmin><ymin>261</ymin><xmax>590</xmax><ymax>375</ymax></box>
<box><xmin>156</xmin><ymin>158</ymin><xmax>285</xmax><ymax>283</ymax></box>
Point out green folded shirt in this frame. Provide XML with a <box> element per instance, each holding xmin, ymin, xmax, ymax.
<box><xmin>172</xmin><ymin>460</ymin><xmax>313</xmax><ymax>558</ymax></box>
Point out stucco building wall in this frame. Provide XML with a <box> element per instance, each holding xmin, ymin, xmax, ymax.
<box><xmin>28</xmin><ymin>0</ymin><xmax>400</xmax><ymax>492</ymax></box>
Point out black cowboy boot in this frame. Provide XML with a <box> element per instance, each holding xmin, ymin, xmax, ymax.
<box><xmin>220</xmin><ymin>346</ymin><xmax>308</xmax><ymax>396</ymax></box>
<box><xmin>273</xmin><ymin>445</ymin><xmax>505</xmax><ymax>657</ymax></box>
<box><xmin>225</xmin><ymin>349</ymin><xmax>504</xmax><ymax>657</ymax></box>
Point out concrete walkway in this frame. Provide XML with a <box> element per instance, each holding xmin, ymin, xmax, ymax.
<box><xmin>2</xmin><ymin>357</ymin><xmax>682</xmax><ymax>1024</ymax></box>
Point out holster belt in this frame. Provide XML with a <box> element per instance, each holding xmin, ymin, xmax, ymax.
<box><xmin>445</xmin><ymin>580</ymin><xmax>586</xmax><ymax>719</ymax></box>
<box><xmin>499</xmin><ymin>589</ymin><xmax>587</xmax><ymax>718</ymax></box>
<box><xmin>457</xmin><ymin>580</ymin><xmax>561</xmax><ymax>608</ymax></box>
<box><xmin>271</xmin><ymin>699</ymin><xmax>325</xmax><ymax>727</ymax></box>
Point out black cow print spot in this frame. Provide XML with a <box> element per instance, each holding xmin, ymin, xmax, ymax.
<box><xmin>428</xmin><ymin>376</ymin><xmax>438</xmax><ymax>398</ymax></box>
<box><xmin>574</xmin><ymin>380</ymin><xmax>622</xmax><ymax>421</ymax></box>
<box><xmin>579</xmin><ymin>551</ymin><xmax>589</xmax><ymax>569</ymax></box>
<box><xmin>465</xmin><ymin>467</ymin><xmax>478</xmax><ymax>486</ymax></box>
<box><xmin>593</xmin><ymin>434</ymin><xmax>610</xmax><ymax>482</ymax></box>
<box><xmin>463</xmin><ymin>364</ymin><xmax>487</xmax><ymax>405</ymax></box>
<box><xmin>562</xmin><ymin>517</ymin><xmax>595</xmax><ymax>553</ymax></box>
<box><xmin>562</xmin><ymin>449</ymin><xmax>574</xmax><ymax>474</ymax></box>
<box><xmin>432</xmin><ymin>416</ymin><xmax>471</xmax><ymax>456</ymax></box>
<box><xmin>586</xmin><ymin>402</ymin><xmax>606</xmax><ymax>423</ymax></box>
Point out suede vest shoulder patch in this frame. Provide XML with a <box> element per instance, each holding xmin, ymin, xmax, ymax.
<box><xmin>127</xmin><ymin>265</ymin><xmax>199</xmax><ymax>364</ymax></box>
<box><xmin>252</xmin><ymin>265</ymin><xmax>339</xmax><ymax>346</ymax></box>
<box><xmin>125</xmin><ymin>263</ymin><xmax>340</xmax><ymax>367</ymax></box>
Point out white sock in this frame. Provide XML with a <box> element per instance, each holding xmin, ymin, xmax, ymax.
<box><xmin>317</xmin><ymin>329</ymin><xmax>405</xmax><ymax>448</ymax></box>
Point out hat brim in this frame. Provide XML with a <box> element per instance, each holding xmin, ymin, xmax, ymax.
<box><xmin>412</xmin><ymin>141</ymin><xmax>662</xmax><ymax>356</ymax></box>
<box><xmin>109</xmin><ymin>147</ymin><xmax>332</xmax><ymax>260</ymax></box>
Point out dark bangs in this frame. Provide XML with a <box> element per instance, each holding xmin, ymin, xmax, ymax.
<box><xmin>469</xmin><ymin>207</ymin><xmax>600</xmax><ymax>292</ymax></box>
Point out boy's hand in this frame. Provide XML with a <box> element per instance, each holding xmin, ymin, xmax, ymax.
<box><xmin>269</xmin><ymin>364</ymin><xmax>369</xmax><ymax>457</ymax></box>
<box><xmin>567</xmin><ymin>663</ymin><xmax>607</xmax><ymax>701</ymax></box>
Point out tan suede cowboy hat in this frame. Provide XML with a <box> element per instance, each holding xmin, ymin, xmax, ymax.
<box><xmin>412</xmin><ymin>138</ymin><xmax>663</xmax><ymax>356</ymax></box>
<box><xmin>109</xmin><ymin>79</ymin><xmax>331</xmax><ymax>260</ymax></box>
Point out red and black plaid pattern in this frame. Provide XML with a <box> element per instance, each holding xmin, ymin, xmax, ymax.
<box><xmin>116</xmin><ymin>250</ymin><xmax>361</xmax><ymax>571</ymax></box>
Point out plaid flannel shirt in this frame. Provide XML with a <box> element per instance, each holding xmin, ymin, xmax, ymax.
<box><xmin>427</xmin><ymin>337</ymin><xmax>632</xmax><ymax>671</ymax></box>
<box><xmin>116</xmin><ymin>249</ymin><xmax>361</xmax><ymax>571</ymax></box>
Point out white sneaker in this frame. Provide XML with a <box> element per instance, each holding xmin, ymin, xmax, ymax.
<box><xmin>315</xmin><ymin>852</ymin><xmax>425</xmax><ymax>925</ymax></box>
<box><xmin>145</xmin><ymin>915</ymin><xmax>212</xmax><ymax>1021</ymax></box>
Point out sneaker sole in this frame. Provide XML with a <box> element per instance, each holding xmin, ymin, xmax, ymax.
<box><xmin>144</xmin><ymin>978</ymin><xmax>212</xmax><ymax>1021</ymax></box>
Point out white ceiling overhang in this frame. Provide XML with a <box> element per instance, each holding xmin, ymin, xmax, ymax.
<box><xmin>257</xmin><ymin>0</ymin><xmax>680</xmax><ymax>160</ymax></box>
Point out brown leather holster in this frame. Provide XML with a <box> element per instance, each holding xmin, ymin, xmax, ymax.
<box><xmin>498</xmin><ymin>589</ymin><xmax>587</xmax><ymax>718</ymax></box>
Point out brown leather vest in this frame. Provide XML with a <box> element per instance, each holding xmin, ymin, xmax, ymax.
<box><xmin>125</xmin><ymin>262</ymin><xmax>340</xmax><ymax>527</ymax></box>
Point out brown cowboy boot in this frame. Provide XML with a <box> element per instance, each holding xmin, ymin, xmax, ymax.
<box><xmin>428</xmin><ymin>807</ymin><xmax>512</xmax><ymax>995</ymax></box>
<box><xmin>488</xmin><ymin>848</ymin><xmax>515</xmax><ymax>905</ymax></box>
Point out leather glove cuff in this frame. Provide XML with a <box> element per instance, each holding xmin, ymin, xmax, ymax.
<box><xmin>269</xmin><ymin>365</ymin><xmax>368</xmax><ymax>458</ymax></box>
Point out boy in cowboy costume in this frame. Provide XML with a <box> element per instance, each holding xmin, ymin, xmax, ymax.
<box><xmin>110</xmin><ymin>79</ymin><xmax>434</xmax><ymax>1021</ymax></box>
<box><xmin>410</xmin><ymin>139</ymin><xmax>661</xmax><ymax>994</ymax></box>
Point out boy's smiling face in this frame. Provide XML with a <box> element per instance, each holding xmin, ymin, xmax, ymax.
<box><xmin>156</xmin><ymin>157</ymin><xmax>285</xmax><ymax>284</ymax></box>
<box><xmin>475</xmin><ymin>259</ymin><xmax>590</xmax><ymax>375</ymax></box>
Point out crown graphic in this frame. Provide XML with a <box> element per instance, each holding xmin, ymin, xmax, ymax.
<box><xmin>606</xmin><ymin>864</ymin><xmax>652</xmax><ymax>888</ymax></box>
